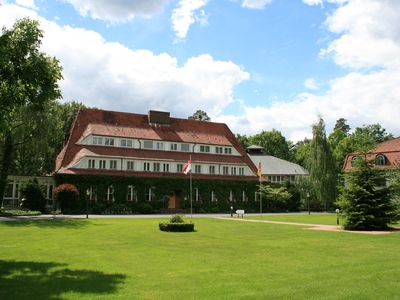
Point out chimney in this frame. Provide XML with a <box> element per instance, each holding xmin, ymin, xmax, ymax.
<box><xmin>148</xmin><ymin>110</ymin><xmax>170</xmax><ymax>126</ymax></box>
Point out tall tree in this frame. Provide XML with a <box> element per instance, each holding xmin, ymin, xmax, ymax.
<box><xmin>292</xmin><ymin>138</ymin><xmax>311</xmax><ymax>167</ymax></box>
<box><xmin>0</xmin><ymin>18</ymin><xmax>62</xmax><ymax>204</ymax></box>
<box><xmin>11</xmin><ymin>101</ymin><xmax>85</xmax><ymax>176</ymax></box>
<box><xmin>333</xmin><ymin>118</ymin><xmax>350</xmax><ymax>133</ymax></box>
<box><xmin>249</xmin><ymin>129</ymin><xmax>292</xmax><ymax>161</ymax></box>
<box><xmin>328</xmin><ymin>118</ymin><xmax>351</xmax><ymax>170</ymax></box>
<box><xmin>188</xmin><ymin>110</ymin><xmax>210</xmax><ymax>121</ymax></box>
<box><xmin>307</xmin><ymin>118</ymin><xmax>337</xmax><ymax>210</ymax></box>
<box><xmin>235</xmin><ymin>134</ymin><xmax>250</xmax><ymax>149</ymax></box>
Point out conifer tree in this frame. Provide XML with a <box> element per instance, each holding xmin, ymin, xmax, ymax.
<box><xmin>338</xmin><ymin>158</ymin><xmax>399</xmax><ymax>230</ymax></box>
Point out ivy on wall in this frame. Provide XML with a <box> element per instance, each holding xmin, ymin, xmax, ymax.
<box><xmin>54</xmin><ymin>174</ymin><xmax>259</xmax><ymax>214</ymax></box>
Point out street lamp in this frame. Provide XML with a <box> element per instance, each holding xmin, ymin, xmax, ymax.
<box><xmin>86</xmin><ymin>188</ymin><xmax>90</xmax><ymax>219</ymax></box>
<box><xmin>335</xmin><ymin>208</ymin><xmax>340</xmax><ymax>225</ymax></box>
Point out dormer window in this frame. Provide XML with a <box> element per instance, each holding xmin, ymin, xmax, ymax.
<box><xmin>375</xmin><ymin>154</ymin><xmax>387</xmax><ymax>166</ymax></box>
<box><xmin>351</xmin><ymin>156</ymin><xmax>362</xmax><ymax>167</ymax></box>
<box><xmin>93</xmin><ymin>136</ymin><xmax>103</xmax><ymax>145</ymax></box>
<box><xmin>105</xmin><ymin>137</ymin><xmax>114</xmax><ymax>146</ymax></box>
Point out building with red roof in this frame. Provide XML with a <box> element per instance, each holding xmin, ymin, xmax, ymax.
<box><xmin>54</xmin><ymin>109</ymin><xmax>259</xmax><ymax>213</ymax></box>
<box><xmin>343</xmin><ymin>137</ymin><xmax>400</xmax><ymax>171</ymax></box>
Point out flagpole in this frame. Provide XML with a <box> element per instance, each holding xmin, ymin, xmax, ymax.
<box><xmin>259</xmin><ymin>176</ymin><xmax>262</xmax><ymax>217</ymax></box>
<box><xmin>189</xmin><ymin>154</ymin><xmax>193</xmax><ymax>223</ymax></box>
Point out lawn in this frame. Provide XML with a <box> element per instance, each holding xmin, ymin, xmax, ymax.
<box><xmin>1</xmin><ymin>217</ymin><xmax>399</xmax><ymax>299</ymax></box>
<box><xmin>244</xmin><ymin>213</ymin><xmax>400</xmax><ymax>226</ymax></box>
<box><xmin>245</xmin><ymin>213</ymin><xmax>341</xmax><ymax>225</ymax></box>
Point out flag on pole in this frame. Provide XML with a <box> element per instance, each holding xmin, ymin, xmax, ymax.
<box><xmin>183</xmin><ymin>160</ymin><xmax>192</xmax><ymax>175</ymax></box>
<box><xmin>257</xmin><ymin>162</ymin><xmax>262</xmax><ymax>177</ymax></box>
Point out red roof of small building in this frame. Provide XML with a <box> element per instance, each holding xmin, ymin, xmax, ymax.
<box><xmin>343</xmin><ymin>137</ymin><xmax>400</xmax><ymax>171</ymax></box>
<box><xmin>55</xmin><ymin>108</ymin><xmax>258</xmax><ymax>180</ymax></box>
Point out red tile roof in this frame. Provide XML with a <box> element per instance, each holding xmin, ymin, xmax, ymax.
<box><xmin>55</xmin><ymin>108</ymin><xmax>258</xmax><ymax>179</ymax></box>
<box><xmin>343</xmin><ymin>137</ymin><xmax>400</xmax><ymax>171</ymax></box>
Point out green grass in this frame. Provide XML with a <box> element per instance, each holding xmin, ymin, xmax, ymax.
<box><xmin>0</xmin><ymin>209</ymin><xmax>41</xmax><ymax>216</ymax></box>
<box><xmin>245</xmin><ymin>213</ymin><xmax>400</xmax><ymax>226</ymax></box>
<box><xmin>1</xmin><ymin>217</ymin><xmax>399</xmax><ymax>299</ymax></box>
<box><xmin>245</xmin><ymin>214</ymin><xmax>340</xmax><ymax>225</ymax></box>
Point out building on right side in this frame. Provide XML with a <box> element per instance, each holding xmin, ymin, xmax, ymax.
<box><xmin>343</xmin><ymin>137</ymin><xmax>400</xmax><ymax>171</ymax></box>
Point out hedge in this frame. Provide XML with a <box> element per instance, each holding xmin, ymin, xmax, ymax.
<box><xmin>159</xmin><ymin>223</ymin><xmax>195</xmax><ymax>232</ymax></box>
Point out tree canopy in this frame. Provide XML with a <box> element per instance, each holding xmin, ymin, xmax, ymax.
<box><xmin>188</xmin><ymin>110</ymin><xmax>210</xmax><ymax>121</ymax></box>
<box><xmin>0</xmin><ymin>18</ymin><xmax>63</xmax><ymax>204</ymax></box>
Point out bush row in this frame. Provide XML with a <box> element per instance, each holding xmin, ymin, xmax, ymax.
<box><xmin>159</xmin><ymin>223</ymin><xmax>195</xmax><ymax>232</ymax></box>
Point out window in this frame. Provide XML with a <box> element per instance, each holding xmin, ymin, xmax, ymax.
<box><xmin>209</xmin><ymin>165</ymin><xmax>215</xmax><ymax>174</ymax></box>
<box><xmin>195</xmin><ymin>165</ymin><xmax>201</xmax><ymax>174</ymax></box>
<box><xmin>351</xmin><ymin>156</ymin><xmax>361</xmax><ymax>167</ymax></box>
<box><xmin>222</xmin><ymin>166</ymin><xmax>229</xmax><ymax>175</ymax></box>
<box><xmin>93</xmin><ymin>136</ymin><xmax>103</xmax><ymax>145</ymax></box>
<box><xmin>211</xmin><ymin>190</ymin><xmax>217</xmax><ymax>202</ymax></box>
<box><xmin>88</xmin><ymin>159</ymin><xmax>96</xmax><ymax>169</ymax></box>
<box><xmin>200</xmin><ymin>145</ymin><xmax>210</xmax><ymax>153</ymax></box>
<box><xmin>231</xmin><ymin>167</ymin><xmax>237</xmax><ymax>175</ymax></box>
<box><xmin>239</xmin><ymin>167</ymin><xmax>244</xmax><ymax>176</ymax></box>
<box><xmin>4</xmin><ymin>183</ymin><xmax>13</xmax><ymax>198</ymax></box>
<box><xmin>127</xmin><ymin>161</ymin><xmax>134</xmax><ymax>171</ymax></box>
<box><xmin>181</xmin><ymin>143</ymin><xmax>190</xmax><ymax>151</ymax></box>
<box><xmin>109</xmin><ymin>160</ymin><xmax>117</xmax><ymax>170</ymax></box>
<box><xmin>121</xmin><ymin>139</ymin><xmax>133</xmax><ymax>147</ymax></box>
<box><xmin>255</xmin><ymin>191</ymin><xmax>261</xmax><ymax>202</ymax></box>
<box><xmin>127</xmin><ymin>185</ymin><xmax>138</xmax><ymax>202</ymax></box>
<box><xmin>144</xmin><ymin>162</ymin><xmax>151</xmax><ymax>171</ymax></box>
<box><xmin>143</xmin><ymin>140</ymin><xmax>153</xmax><ymax>149</ymax></box>
<box><xmin>105</xmin><ymin>138</ymin><xmax>115</xmax><ymax>146</ymax></box>
<box><xmin>224</xmin><ymin>147</ymin><xmax>232</xmax><ymax>155</ymax></box>
<box><xmin>88</xmin><ymin>186</ymin><xmax>97</xmax><ymax>202</ymax></box>
<box><xmin>153</xmin><ymin>162</ymin><xmax>160</xmax><ymax>172</ymax></box>
<box><xmin>170</xmin><ymin>143</ymin><xmax>178</xmax><ymax>151</ymax></box>
<box><xmin>99</xmin><ymin>160</ymin><xmax>106</xmax><ymax>169</ymax></box>
<box><xmin>177</xmin><ymin>164</ymin><xmax>183</xmax><ymax>173</ymax></box>
<box><xmin>146</xmin><ymin>187</ymin><xmax>155</xmax><ymax>201</ymax></box>
<box><xmin>242</xmin><ymin>191</ymin><xmax>247</xmax><ymax>202</ymax></box>
<box><xmin>156</xmin><ymin>142</ymin><xmax>164</xmax><ymax>150</ymax></box>
<box><xmin>215</xmin><ymin>146</ymin><xmax>223</xmax><ymax>154</ymax></box>
<box><xmin>229</xmin><ymin>190</ymin><xmax>235</xmax><ymax>202</ymax></box>
<box><xmin>194</xmin><ymin>188</ymin><xmax>200</xmax><ymax>202</ymax></box>
<box><xmin>375</xmin><ymin>154</ymin><xmax>387</xmax><ymax>166</ymax></box>
<box><xmin>106</xmin><ymin>185</ymin><xmax>114</xmax><ymax>201</ymax></box>
<box><xmin>47</xmin><ymin>185</ymin><xmax>53</xmax><ymax>200</ymax></box>
<box><xmin>163</xmin><ymin>163</ymin><xmax>169</xmax><ymax>172</ymax></box>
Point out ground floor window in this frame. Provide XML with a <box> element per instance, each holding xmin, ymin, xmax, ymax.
<box><xmin>194</xmin><ymin>188</ymin><xmax>200</xmax><ymax>202</ymax></box>
<box><xmin>146</xmin><ymin>187</ymin><xmax>155</xmax><ymax>201</ymax></box>
<box><xmin>242</xmin><ymin>191</ymin><xmax>247</xmax><ymax>202</ymax></box>
<box><xmin>88</xmin><ymin>186</ymin><xmax>97</xmax><ymax>202</ymax></box>
<box><xmin>211</xmin><ymin>190</ymin><xmax>217</xmax><ymax>202</ymax></box>
<box><xmin>127</xmin><ymin>185</ymin><xmax>138</xmax><ymax>202</ymax></box>
<box><xmin>106</xmin><ymin>185</ymin><xmax>114</xmax><ymax>202</ymax></box>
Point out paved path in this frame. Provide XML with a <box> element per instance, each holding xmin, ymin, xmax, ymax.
<box><xmin>215</xmin><ymin>217</ymin><xmax>400</xmax><ymax>235</ymax></box>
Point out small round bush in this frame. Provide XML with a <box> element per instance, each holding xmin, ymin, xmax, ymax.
<box><xmin>54</xmin><ymin>184</ymin><xmax>79</xmax><ymax>213</ymax></box>
<box><xmin>170</xmin><ymin>214</ymin><xmax>184</xmax><ymax>223</ymax></box>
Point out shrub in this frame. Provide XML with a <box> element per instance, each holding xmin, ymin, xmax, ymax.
<box><xmin>137</xmin><ymin>202</ymin><xmax>154</xmax><ymax>214</ymax></box>
<box><xmin>159</xmin><ymin>223</ymin><xmax>195</xmax><ymax>232</ymax></box>
<box><xmin>54</xmin><ymin>184</ymin><xmax>79</xmax><ymax>213</ymax></box>
<box><xmin>20</xmin><ymin>179</ymin><xmax>46</xmax><ymax>213</ymax></box>
<box><xmin>169</xmin><ymin>214</ymin><xmax>184</xmax><ymax>223</ymax></box>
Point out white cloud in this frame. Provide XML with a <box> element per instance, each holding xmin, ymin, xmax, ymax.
<box><xmin>0</xmin><ymin>3</ymin><xmax>249</xmax><ymax>117</ymax></box>
<box><xmin>63</xmin><ymin>0</ymin><xmax>169</xmax><ymax>22</ymax></box>
<box><xmin>304</xmin><ymin>78</ymin><xmax>319</xmax><ymax>90</ymax></box>
<box><xmin>321</xmin><ymin>0</ymin><xmax>400</xmax><ymax>69</ymax></box>
<box><xmin>171</xmin><ymin>0</ymin><xmax>208</xmax><ymax>40</ymax></box>
<box><xmin>241</xmin><ymin>0</ymin><xmax>272</xmax><ymax>9</ymax></box>
<box><xmin>15</xmin><ymin>0</ymin><xmax>36</xmax><ymax>9</ymax></box>
<box><xmin>216</xmin><ymin>0</ymin><xmax>400</xmax><ymax>141</ymax></box>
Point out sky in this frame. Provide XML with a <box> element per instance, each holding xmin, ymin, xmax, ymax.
<box><xmin>1</xmin><ymin>0</ymin><xmax>399</xmax><ymax>142</ymax></box>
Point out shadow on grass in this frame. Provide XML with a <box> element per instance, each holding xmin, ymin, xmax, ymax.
<box><xmin>0</xmin><ymin>260</ymin><xmax>126</xmax><ymax>299</ymax></box>
<box><xmin>0</xmin><ymin>219</ymin><xmax>92</xmax><ymax>228</ymax></box>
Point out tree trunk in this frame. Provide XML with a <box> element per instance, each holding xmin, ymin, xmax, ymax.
<box><xmin>0</xmin><ymin>132</ymin><xmax>13</xmax><ymax>208</ymax></box>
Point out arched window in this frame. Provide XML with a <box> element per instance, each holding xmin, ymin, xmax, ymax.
<box><xmin>375</xmin><ymin>154</ymin><xmax>387</xmax><ymax>166</ymax></box>
<box><xmin>351</xmin><ymin>156</ymin><xmax>361</xmax><ymax>167</ymax></box>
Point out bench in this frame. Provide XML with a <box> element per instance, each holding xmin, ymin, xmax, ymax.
<box><xmin>236</xmin><ymin>209</ymin><xmax>245</xmax><ymax>218</ymax></box>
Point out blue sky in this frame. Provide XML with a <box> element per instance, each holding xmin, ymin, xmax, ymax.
<box><xmin>1</xmin><ymin>0</ymin><xmax>399</xmax><ymax>141</ymax></box>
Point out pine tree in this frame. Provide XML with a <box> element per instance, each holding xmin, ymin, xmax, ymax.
<box><xmin>338</xmin><ymin>158</ymin><xmax>399</xmax><ymax>230</ymax></box>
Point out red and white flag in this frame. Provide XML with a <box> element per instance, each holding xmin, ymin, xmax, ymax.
<box><xmin>183</xmin><ymin>160</ymin><xmax>191</xmax><ymax>175</ymax></box>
